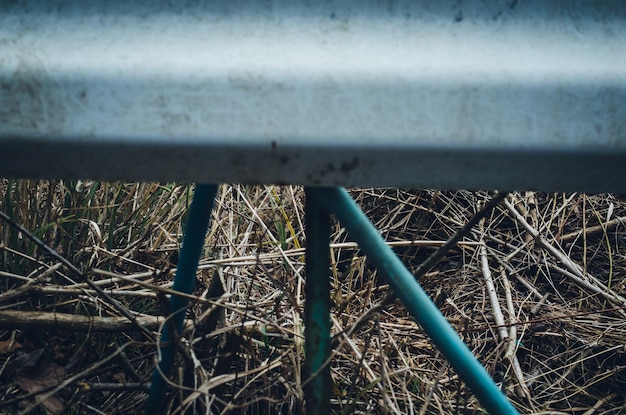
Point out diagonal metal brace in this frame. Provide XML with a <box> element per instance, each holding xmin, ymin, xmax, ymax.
<box><xmin>146</xmin><ymin>184</ymin><xmax>219</xmax><ymax>414</ymax></box>
<box><xmin>312</xmin><ymin>187</ymin><xmax>519</xmax><ymax>415</ymax></box>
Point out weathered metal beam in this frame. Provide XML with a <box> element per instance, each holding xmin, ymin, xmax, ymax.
<box><xmin>1</xmin><ymin>1</ymin><xmax>625</xmax><ymax>191</ymax></box>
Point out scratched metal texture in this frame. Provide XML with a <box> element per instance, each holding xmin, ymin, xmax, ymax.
<box><xmin>1</xmin><ymin>0</ymin><xmax>625</xmax><ymax>191</ymax></box>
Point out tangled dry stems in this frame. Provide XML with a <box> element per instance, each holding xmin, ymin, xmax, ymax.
<box><xmin>0</xmin><ymin>181</ymin><xmax>625</xmax><ymax>414</ymax></box>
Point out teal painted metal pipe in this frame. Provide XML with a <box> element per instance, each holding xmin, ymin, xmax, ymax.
<box><xmin>146</xmin><ymin>183</ymin><xmax>219</xmax><ymax>414</ymax></box>
<box><xmin>304</xmin><ymin>188</ymin><xmax>331</xmax><ymax>414</ymax></box>
<box><xmin>318</xmin><ymin>188</ymin><xmax>519</xmax><ymax>415</ymax></box>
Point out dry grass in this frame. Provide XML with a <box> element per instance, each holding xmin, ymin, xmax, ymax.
<box><xmin>1</xmin><ymin>181</ymin><xmax>625</xmax><ymax>414</ymax></box>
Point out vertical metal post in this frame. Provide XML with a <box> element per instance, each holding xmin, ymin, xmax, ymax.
<box><xmin>304</xmin><ymin>187</ymin><xmax>331</xmax><ymax>415</ymax></box>
<box><xmin>318</xmin><ymin>187</ymin><xmax>519</xmax><ymax>415</ymax></box>
<box><xmin>146</xmin><ymin>184</ymin><xmax>219</xmax><ymax>414</ymax></box>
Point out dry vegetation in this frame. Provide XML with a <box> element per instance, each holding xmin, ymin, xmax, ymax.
<box><xmin>0</xmin><ymin>180</ymin><xmax>625</xmax><ymax>414</ymax></box>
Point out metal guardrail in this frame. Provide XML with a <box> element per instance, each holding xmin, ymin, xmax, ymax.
<box><xmin>2</xmin><ymin>1</ymin><xmax>625</xmax><ymax>414</ymax></box>
<box><xmin>1</xmin><ymin>1</ymin><xmax>625</xmax><ymax>191</ymax></box>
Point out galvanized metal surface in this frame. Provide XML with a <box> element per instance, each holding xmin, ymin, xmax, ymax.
<box><xmin>1</xmin><ymin>1</ymin><xmax>625</xmax><ymax>191</ymax></box>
